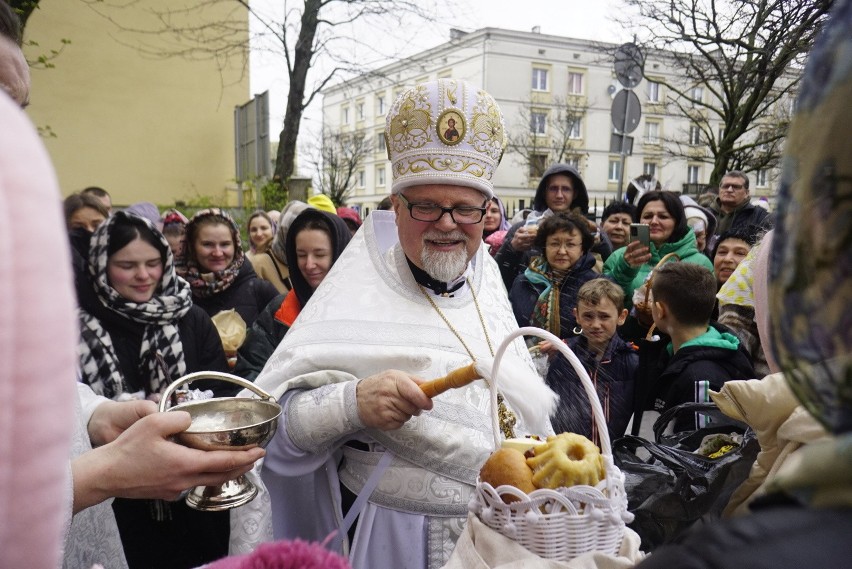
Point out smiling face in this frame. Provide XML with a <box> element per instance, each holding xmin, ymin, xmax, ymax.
<box><xmin>544</xmin><ymin>229</ymin><xmax>584</xmax><ymax>272</ymax></box>
<box><xmin>295</xmin><ymin>228</ymin><xmax>332</xmax><ymax>290</ymax></box>
<box><xmin>193</xmin><ymin>223</ymin><xmax>235</xmax><ymax>273</ymax></box>
<box><xmin>107</xmin><ymin>237</ymin><xmax>164</xmax><ymax>303</ymax></box>
<box><xmin>713</xmin><ymin>237</ymin><xmax>752</xmax><ymax>285</ymax></box>
<box><xmin>483</xmin><ymin>200</ymin><xmax>502</xmax><ymax>233</ymax></box>
<box><xmin>249</xmin><ymin>215</ymin><xmax>274</xmax><ymax>249</ymax></box>
<box><xmin>602</xmin><ymin>212</ymin><xmax>632</xmax><ymax>248</ymax></box>
<box><xmin>639</xmin><ymin>199</ymin><xmax>676</xmax><ymax>246</ymax></box>
<box><xmin>392</xmin><ymin>184</ymin><xmax>486</xmax><ymax>282</ymax></box>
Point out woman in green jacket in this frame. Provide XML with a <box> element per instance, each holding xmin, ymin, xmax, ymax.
<box><xmin>604</xmin><ymin>191</ymin><xmax>714</xmax><ymax>341</ymax></box>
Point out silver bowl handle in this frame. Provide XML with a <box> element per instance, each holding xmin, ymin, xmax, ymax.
<box><xmin>158</xmin><ymin>371</ymin><xmax>276</xmax><ymax>412</ymax></box>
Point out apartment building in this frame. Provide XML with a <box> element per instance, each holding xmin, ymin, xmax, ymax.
<box><xmin>322</xmin><ymin>27</ymin><xmax>783</xmax><ymax>216</ymax></box>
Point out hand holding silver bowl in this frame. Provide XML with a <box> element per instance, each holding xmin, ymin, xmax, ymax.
<box><xmin>158</xmin><ymin>371</ymin><xmax>281</xmax><ymax>511</ymax></box>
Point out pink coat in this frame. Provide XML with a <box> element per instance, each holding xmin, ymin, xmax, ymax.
<box><xmin>0</xmin><ymin>93</ymin><xmax>78</xmax><ymax>568</ymax></box>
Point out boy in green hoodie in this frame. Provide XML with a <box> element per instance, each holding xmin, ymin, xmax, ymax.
<box><xmin>647</xmin><ymin>263</ymin><xmax>756</xmax><ymax>431</ymax></box>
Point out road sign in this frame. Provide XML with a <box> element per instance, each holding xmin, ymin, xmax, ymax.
<box><xmin>614</xmin><ymin>43</ymin><xmax>644</xmax><ymax>89</ymax></box>
<box><xmin>611</xmin><ymin>89</ymin><xmax>642</xmax><ymax>133</ymax></box>
<box><xmin>610</xmin><ymin>133</ymin><xmax>634</xmax><ymax>155</ymax></box>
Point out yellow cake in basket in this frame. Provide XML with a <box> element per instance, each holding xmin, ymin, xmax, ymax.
<box><xmin>526</xmin><ymin>432</ymin><xmax>605</xmax><ymax>489</ymax></box>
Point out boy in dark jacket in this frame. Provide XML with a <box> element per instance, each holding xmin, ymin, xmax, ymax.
<box><xmin>545</xmin><ymin>279</ymin><xmax>638</xmax><ymax>445</ymax></box>
<box><xmin>647</xmin><ymin>263</ymin><xmax>755</xmax><ymax>431</ymax></box>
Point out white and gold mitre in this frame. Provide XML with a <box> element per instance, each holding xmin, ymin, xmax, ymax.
<box><xmin>385</xmin><ymin>78</ymin><xmax>507</xmax><ymax>198</ymax></box>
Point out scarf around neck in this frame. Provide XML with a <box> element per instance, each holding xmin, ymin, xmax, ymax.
<box><xmin>524</xmin><ymin>256</ymin><xmax>569</xmax><ymax>337</ymax></box>
<box><xmin>178</xmin><ymin>208</ymin><xmax>246</xmax><ymax>298</ymax></box>
<box><xmin>79</xmin><ymin>211</ymin><xmax>192</xmax><ymax>399</ymax></box>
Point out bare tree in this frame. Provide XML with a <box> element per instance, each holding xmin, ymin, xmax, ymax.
<box><xmin>305</xmin><ymin>127</ymin><xmax>370</xmax><ymax>206</ymax></box>
<box><xmin>508</xmin><ymin>96</ymin><xmax>588</xmax><ymax>186</ymax></box>
<box><xmin>617</xmin><ymin>0</ymin><xmax>831</xmax><ymax>185</ymax></box>
<box><xmin>77</xmin><ymin>0</ymin><xmax>444</xmax><ymax>201</ymax></box>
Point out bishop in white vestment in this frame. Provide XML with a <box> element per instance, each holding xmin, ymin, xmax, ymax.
<box><xmin>253</xmin><ymin>79</ymin><xmax>556</xmax><ymax>569</ymax></box>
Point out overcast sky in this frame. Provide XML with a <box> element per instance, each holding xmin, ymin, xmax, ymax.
<box><xmin>249</xmin><ymin>0</ymin><xmax>629</xmax><ymax>170</ymax></box>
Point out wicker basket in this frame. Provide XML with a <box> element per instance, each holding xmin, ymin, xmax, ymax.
<box><xmin>469</xmin><ymin>326</ymin><xmax>634</xmax><ymax>562</ymax></box>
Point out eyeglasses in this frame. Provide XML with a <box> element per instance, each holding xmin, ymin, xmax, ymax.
<box><xmin>546</xmin><ymin>240</ymin><xmax>581</xmax><ymax>251</ymax></box>
<box><xmin>547</xmin><ymin>185</ymin><xmax>573</xmax><ymax>195</ymax></box>
<box><xmin>397</xmin><ymin>193</ymin><xmax>487</xmax><ymax>224</ymax></box>
<box><xmin>720</xmin><ymin>183</ymin><xmax>745</xmax><ymax>191</ymax></box>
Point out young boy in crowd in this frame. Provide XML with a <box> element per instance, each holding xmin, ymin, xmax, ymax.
<box><xmin>647</xmin><ymin>263</ymin><xmax>755</xmax><ymax>431</ymax></box>
<box><xmin>545</xmin><ymin>278</ymin><xmax>638</xmax><ymax>445</ymax></box>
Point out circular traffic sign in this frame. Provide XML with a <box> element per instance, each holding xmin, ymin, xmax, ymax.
<box><xmin>611</xmin><ymin>89</ymin><xmax>642</xmax><ymax>133</ymax></box>
<box><xmin>614</xmin><ymin>43</ymin><xmax>645</xmax><ymax>89</ymax></box>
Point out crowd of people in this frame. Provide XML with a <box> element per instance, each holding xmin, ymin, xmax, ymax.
<box><xmin>2</xmin><ymin>1</ymin><xmax>851</xmax><ymax>568</ymax></box>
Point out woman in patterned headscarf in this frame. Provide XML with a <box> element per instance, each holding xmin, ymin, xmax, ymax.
<box><xmin>178</xmin><ymin>208</ymin><xmax>278</xmax><ymax>328</ymax></box>
<box><xmin>76</xmin><ymin>210</ymin><xmax>234</xmax><ymax>568</ymax></box>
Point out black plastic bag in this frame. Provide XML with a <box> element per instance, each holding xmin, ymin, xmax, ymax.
<box><xmin>613</xmin><ymin>402</ymin><xmax>759</xmax><ymax>551</ymax></box>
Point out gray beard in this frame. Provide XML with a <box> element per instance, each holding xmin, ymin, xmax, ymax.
<box><xmin>421</xmin><ymin>244</ymin><xmax>469</xmax><ymax>282</ymax></box>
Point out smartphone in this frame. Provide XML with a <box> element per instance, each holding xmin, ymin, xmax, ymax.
<box><xmin>629</xmin><ymin>223</ymin><xmax>650</xmax><ymax>247</ymax></box>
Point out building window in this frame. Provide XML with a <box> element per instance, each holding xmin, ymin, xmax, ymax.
<box><xmin>566</xmin><ymin>156</ymin><xmax>580</xmax><ymax>170</ymax></box>
<box><xmin>647</xmin><ymin>81</ymin><xmax>661</xmax><ymax>103</ymax></box>
<box><xmin>718</xmin><ymin>125</ymin><xmax>726</xmax><ymax>141</ymax></box>
<box><xmin>376</xmin><ymin>166</ymin><xmax>386</xmax><ymax>187</ymax></box>
<box><xmin>757</xmin><ymin>131</ymin><xmax>772</xmax><ymax>154</ymax></box>
<box><xmin>356</xmin><ymin>101</ymin><xmax>365</xmax><ymax>121</ymax></box>
<box><xmin>375</xmin><ymin>131</ymin><xmax>385</xmax><ymax>153</ymax></box>
<box><xmin>755</xmin><ymin>169</ymin><xmax>767</xmax><ymax>187</ymax></box>
<box><xmin>608</xmin><ymin>159</ymin><xmax>621</xmax><ymax>182</ymax></box>
<box><xmin>530</xmin><ymin>112</ymin><xmax>547</xmax><ymax>135</ymax></box>
<box><xmin>342</xmin><ymin>107</ymin><xmax>350</xmax><ymax>124</ymax></box>
<box><xmin>377</xmin><ymin>96</ymin><xmax>386</xmax><ymax>116</ymax></box>
<box><xmin>690</xmin><ymin>86</ymin><xmax>704</xmax><ymax>107</ymax></box>
<box><xmin>567</xmin><ymin>117</ymin><xmax>582</xmax><ymax>139</ymax></box>
<box><xmin>532</xmin><ymin>68</ymin><xmax>548</xmax><ymax>91</ymax></box>
<box><xmin>529</xmin><ymin>154</ymin><xmax>548</xmax><ymax>179</ymax></box>
<box><xmin>644</xmin><ymin>121</ymin><xmax>660</xmax><ymax>144</ymax></box>
<box><xmin>687</xmin><ymin>164</ymin><xmax>700</xmax><ymax>184</ymax></box>
<box><xmin>567</xmin><ymin>72</ymin><xmax>584</xmax><ymax>95</ymax></box>
<box><xmin>357</xmin><ymin>170</ymin><xmax>365</xmax><ymax>188</ymax></box>
<box><xmin>643</xmin><ymin>162</ymin><xmax>657</xmax><ymax>178</ymax></box>
<box><xmin>689</xmin><ymin>124</ymin><xmax>701</xmax><ymax>145</ymax></box>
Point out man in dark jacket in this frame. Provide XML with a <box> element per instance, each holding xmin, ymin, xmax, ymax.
<box><xmin>643</xmin><ymin>263</ymin><xmax>755</xmax><ymax>431</ymax></box>
<box><xmin>495</xmin><ymin>163</ymin><xmax>591</xmax><ymax>289</ymax></box>
<box><xmin>708</xmin><ymin>170</ymin><xmax>772</xmax><ymax>237</ymax></box>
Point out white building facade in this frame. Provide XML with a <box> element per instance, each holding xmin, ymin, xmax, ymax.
<box><xmin>321</xmin><ymin>27</ymin><xmax>781</xmax><ymax>217</ymax></box>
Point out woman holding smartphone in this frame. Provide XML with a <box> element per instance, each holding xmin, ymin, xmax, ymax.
<box><xmin>603</xmin><ymin>191</ymin><xmax>714</xmax><ymax>338</ymax></box>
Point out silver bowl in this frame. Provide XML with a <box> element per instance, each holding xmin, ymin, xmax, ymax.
<box><xmin>159</xmin><ymin>372</ymin><xmax>281</xmax><ymax>511</ymax></box>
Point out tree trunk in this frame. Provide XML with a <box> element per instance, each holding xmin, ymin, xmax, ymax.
<box><xmin>273</xmin><ymin>0</ymin><xmax>321</xmax><ymax>194</ymax></box>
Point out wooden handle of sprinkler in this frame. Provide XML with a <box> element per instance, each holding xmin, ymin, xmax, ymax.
<box><xmin>419</xmin><ymin>363</ymin><xmax>481</xmax><ymax>398</ymax></box>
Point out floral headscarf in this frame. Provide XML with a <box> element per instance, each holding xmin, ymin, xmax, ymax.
<box><xmin>524</xmin><ymin>256</ymin><xmax>567</xmax><ymax>337</ymax></box>
<box><xmin>769</xmin><ymin>1</ymin><xmax>852</xmax><ymax>434</ymax></box>
<box><xmin>177</xmin><ymin>208</ymin><xmax>245</xmax><ymax>298</ymax></box>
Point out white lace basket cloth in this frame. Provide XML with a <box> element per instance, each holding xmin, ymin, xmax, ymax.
<box><xmin>469</xmin><ymin>327</ymin><xmax>634</xmax><ymax>562</ymax></box>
